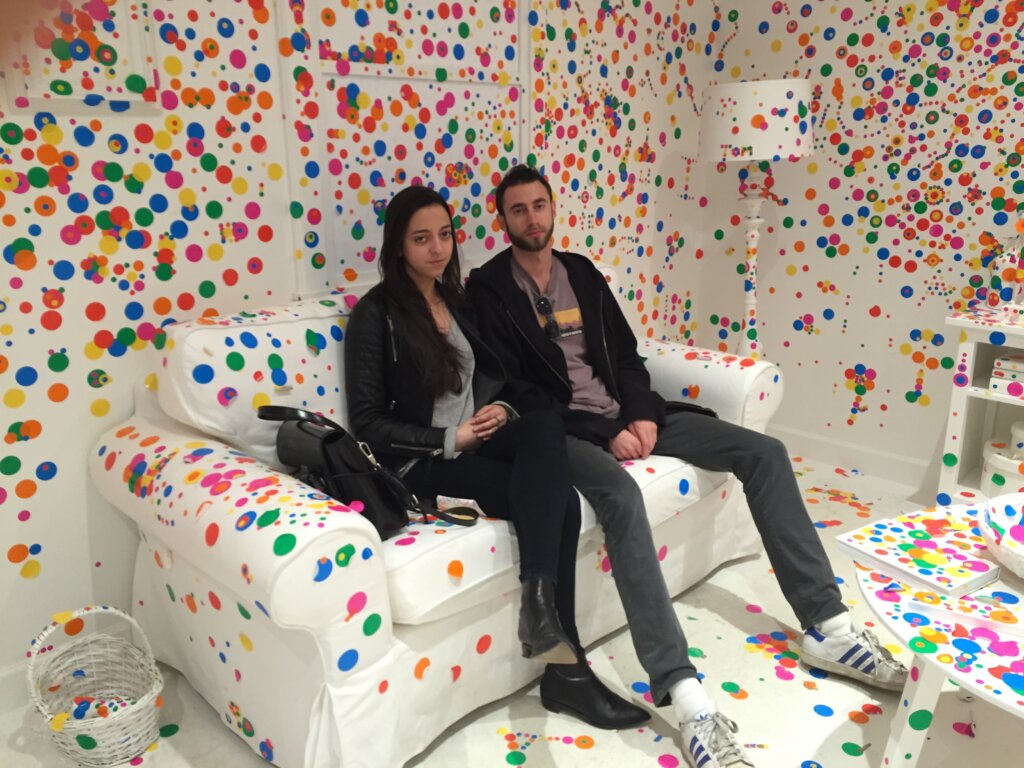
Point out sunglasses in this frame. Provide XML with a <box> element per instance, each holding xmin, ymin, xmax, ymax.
<box><xmin>535</xmin><ymin>296</ymin><xmax>560</xmax><ymax>339</ymax></box>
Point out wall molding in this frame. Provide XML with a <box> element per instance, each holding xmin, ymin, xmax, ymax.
<box><xmin>768</xmin><ymin>422</ymin><xmax>927</xmax><ymax>498</ymax></box>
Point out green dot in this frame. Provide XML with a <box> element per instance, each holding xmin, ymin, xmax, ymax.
<box><xmin>166</xmin><ymin>584</ymin><xmax>176</xmax><ymax>602</ymax></box>
<box><xmin>76</xmin><ymin>735</ymin><xmax>97</xmax><ymax>750</ymax></box>
<box><xmin>363</xmin><ymin>613</ymin><xmax>382</xmax><ymax>636</ymax></box>
<box><xmin>721</xmin><ymin>681</ymin><xmax>740</xmax><ymax>694</ymax></box>
<box><xmin>993</xmin><ymin>473</ymin><xmax>1006</xmax><ymax>486</ymax></box>
<box><xmin>0</xmin><ymin>456</ymin><xmax>22</xmax><ymax>475</ymax></box>
<box><xmin>842</xmin><ymin>742</ymin><xmax>866</xmax><ymax>756</ymax></box>
<box><xmin>267</xmin><ymin>353</ymin><xmax>283</xmax><ymax>370</ymax></box>
<box><xmin>159</xmin><ymin>723</ymin><xmax>179</xmax><ymax>737</ymax></box>
<box><xmin>205</xmin><ymin>201</ymin><xmax>223</xmax><ymax>219</ymax></box>
<box><xmin>198</xmin><ymin>280</ymin><xmax>216</xmax><ymax>299</ymax></box>
<box><xmin>103</xmin><ymin>162</ymin><xmax>123</xmax><ymax>182</ymax></box>
<box><xmin>942</xmin><ymin>453</ymin><xmax>958</xmax><ymax>467</ymax></box>
<box><xmin>237</xmin><ymin>603</ymin><xmax>251</xmax><ymax>620</ymax></box>
<box><xmin>125</xmin><ymin>74</ymin><xmax>147</xmax><ymax>94</ymax></box>
<box><xmin>335</xmin><ymin>544</ymin><xmax>355</xmax><ymax>566</ymax></box>
<box><xmin>273</xmin><ymin>533</ymin><xmax>297</xmax><ymax>556</ymax></box>
<box><xmin>200</xmin><ymin>153</ymin><xmax>218</xmax><ymax>172</ymax></box>
<box><xmin>48</xmin><ymin>352</ymin><xmax>69</xmax><ymax>372</ymax></box>
<box><xmin>908</xmin><ymin>709</ymin><xmax>933</xmax><ymax>731</ymax></box>
<box><xmin>506</xmin><ymin>753</ymin><xmax>526</xmax><ymax>766</ymax></box>
<box><xmin>256</xmin><ymin>509</ymin><xmax>280</xmax><ymax>528</ymax></box>
<box><xmin>687</xmin><ymin>647</ymin><xmax>705</xmax><ymax>658</ymax></box>
<box><xmin>226</xmin><ymin>352</ymin><xmax>245</xmax><ymax>371</ymax></box>
<box><xmin>1</xmin><ymin>122</ymin><xmax>24</xmax><ymax>144</ymax></box>
<box><xmin>908</xmin><ymin>636</ymin><xmax>938</xmax><ymax>654</ymax></box>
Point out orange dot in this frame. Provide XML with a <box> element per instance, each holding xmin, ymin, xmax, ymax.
<box><xmin>15</xmin><ymin>479</ymin><xmax>37</xmax><ymax>499</ymax></box>
<box><xmin>7</xmin><ymin>544</ymin><xmax>29</xmax><ymax>563</ymax></box>
<box><xmin>64</xmin><ymin>618</ymin><xmax>85</xmax><ymax>636</ymax></box>
<box><xmin>153</xmin><ymin>297</ymin><xmax>172</xmax><ymax>315</ymax></box>
<box><xmin>413</xmin><ymin>657</ymin><xmax>431</xmax><ymax>680</ymax></box>
<box><xmin>447</xmin><ymin>560</ymin><xmax>464</xmax><ymax>579</ymax></box>
<box><xmin>48</xmin><ymin>383</ymin><xmax>69</xmax><ymax>403</ymax></box>
<box><xmin>848</xmin><ymin>710</ymin><xmax>869</xmax><ymax>724</ymax></box>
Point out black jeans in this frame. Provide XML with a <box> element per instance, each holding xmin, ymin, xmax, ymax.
<box><xmin>566</xmin><ymin>410</ymin><xmax>845</xmax><ymax>705</ymax></box>
<box><xmin>403</xmin><ymin>409</ymin><xmax>583</xmax><ymax>646</ymax></box>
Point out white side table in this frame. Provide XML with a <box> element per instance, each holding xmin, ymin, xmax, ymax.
<box><xmin>938</xmin><ymin>307</ymin><xmax>1024</xmax><ymax>504</ymax></box>
<box><xmin>851</xmin><ymin>514</ymin><xmax>1024</xmax><ymax>767</ymax></box>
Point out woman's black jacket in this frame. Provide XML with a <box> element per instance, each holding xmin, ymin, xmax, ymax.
<box><xmin>344</xmin><ymin>284</ymin><xmax>509</xmax><ymax>469</ymax></box>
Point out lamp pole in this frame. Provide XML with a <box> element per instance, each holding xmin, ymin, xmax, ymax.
<box><xmin>740</xmin><ymin>190</ymin><xmax>765</xmax><ymax>359</ymax></box>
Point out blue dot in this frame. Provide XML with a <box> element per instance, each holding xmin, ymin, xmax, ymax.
<box><xmin>989</xmin><ymin>331</ymin><xmax>1007</xmax><ymax>345</ymax></box>
<box><xmin>36</xmin><ymin>462</ymin><xmax>57</xmax><ymax>481</ymax></box>
<box><xmin>337</xmin><ymin>649</ymin><xmax>359</xmax><ymax>671</ymax></box>
<box><xmin>192</xmin><ymin>364</ymin><xmax>215</xmax><ymax>384</ymax></box>
<box><xmin>15</xmin><ymin>367</ymin><xmax>38</xmax><ymax>386</ymax></box>
<box><xmin>239</xmin><ymin>332</ymin><xmax>258</xmax><ymax>349</ymax></box>
<box><xmin>53</xmin><ymin>260</ymin><xmax>74</xmax><ymax>280</ymax></box>
<box><xmin>254</xmin><ymin>63</ymin><xmax>270</xmax><ymax>83</ymax></box>
<box><xmin>936</xmin><ymin>492</ymin><xmax>951</xmax><ymax>506</ymax></box>
<box><xmin>678</xmin><ymin>478</ymin><xmax>690</xmax><ymax>495</ymax></box>
<box><xmin>630</xmin><ymin>681</ymin><xmax>650</xmax><ymax>694</ymax></box>
<box><xmin>813</xmin><ymin>704</ymin><xmax>834</xmax><ymax>716</ymax></box>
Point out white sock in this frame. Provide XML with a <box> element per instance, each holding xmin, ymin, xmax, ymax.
<box><xmin>670</xmin><ymin>677</ymin><xmax>716</xmax><ymax>723</ymax></box>
<box><xmin>815</xmin><ymin>611</ymin><xmax>853</xmax><ymax>638</ymax></box>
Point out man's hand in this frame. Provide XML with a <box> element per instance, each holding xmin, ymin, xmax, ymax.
<box><xmin>609</xmin><ymin>429</ymin><xmax>643</xmax><ymax>461</ymax></box>
<box><xmin>468</xmin><ymin>403</ymin><xmax>508</xmax><ymax>441</ymax></box>
<box><xmin>627</xmin><ymin>419</ymin><xmax>658</xmax><ymax>459</ymax></box>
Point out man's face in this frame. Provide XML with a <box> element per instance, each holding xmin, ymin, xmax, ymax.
<box><xmin>498</xmin><ymin>181</ymin><xmax>555</xmax><ymax>253</ymax></box>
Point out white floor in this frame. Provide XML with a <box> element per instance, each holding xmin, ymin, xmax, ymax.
<box><xmin>3</xmin><ymin>457</ymin><xmax>1020</xmax><ymax>767</ymax></box>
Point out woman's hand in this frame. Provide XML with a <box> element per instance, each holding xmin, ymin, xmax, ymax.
<box><xmin>454</xmin><ymin>421</ymin><xmax>483</xmax><ymax>452</ymax></box>
<box><xmin>469</xmin><ymin>403</ymin><xmax>508</xmax><ymax>442</ymax></box>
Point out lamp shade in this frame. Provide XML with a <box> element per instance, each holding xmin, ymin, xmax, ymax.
<box><xmin>697</xmin><ymin>78</ymin><xmax>813</xmax><ymax>163</ymax></box>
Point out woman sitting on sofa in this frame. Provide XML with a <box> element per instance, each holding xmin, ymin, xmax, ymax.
<box><xmin>344</xmin><ymin>185</ymin><xmax>647</xmax><ymax>729</ymax></box>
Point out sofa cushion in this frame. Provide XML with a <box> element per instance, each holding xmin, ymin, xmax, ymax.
<box><xmin>156</xmin><ymin>297</ymin><xmax>357</xmax><ymax>467</ymax></box>
<box><xmin>382</xmin><ymin>455</ymin><xmax>726</xmax><ymax>624</ymax></box>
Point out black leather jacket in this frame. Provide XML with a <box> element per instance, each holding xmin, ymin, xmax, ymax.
<box><xmin>344</xmin><ymin>284</ymin><xmax>509</xmax><ymax>469</ymax></box>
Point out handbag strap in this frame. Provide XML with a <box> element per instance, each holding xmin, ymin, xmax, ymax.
<box><xmin>257</xmin><ymin>404</ymin><xmax>344</xmax><ymax>432</ymax></box>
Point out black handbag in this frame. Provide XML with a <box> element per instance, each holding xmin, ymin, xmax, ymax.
<box><xmin>257</xmin><ymin>405</ymin><xmax>477</xmax><ymax>539</ymax></box>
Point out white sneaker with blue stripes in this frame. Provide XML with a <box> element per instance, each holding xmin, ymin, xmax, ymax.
<box><xmin>680</xmin><ymin>711</ymin><xmax>753</xmax><ymax>768</ymax></box>
<box><xmin>801</xmin><ymin>626</ymin><xmax>908</xmax><ymax>691</ymax></box>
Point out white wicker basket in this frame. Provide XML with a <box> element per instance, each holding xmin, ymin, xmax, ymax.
<box><xmin>27</xmin><ymin>605</ymin><xmax>164</xmax><ymax>767</ymax></box>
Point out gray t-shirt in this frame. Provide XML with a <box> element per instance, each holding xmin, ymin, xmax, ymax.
<box><xmin>511</xmin><ymin>258</ymin><xmax>621</xmax><ymax>418</ymax></box>
<box><xmin>431</xmin><ymin>316</ymin><xmax>475</xmax><ymax>458</ymax></box>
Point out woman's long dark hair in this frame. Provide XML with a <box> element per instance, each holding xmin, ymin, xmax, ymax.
<box><xmin>378</xmin><ymin>185</ymin><xmax>468</xmax><ymax>399</ymax></box>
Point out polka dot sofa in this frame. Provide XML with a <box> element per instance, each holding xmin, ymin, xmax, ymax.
<box><xmin>88</xmin><ymin>286</ymin><xmax>784</xmax><ymax>768</ymax></box>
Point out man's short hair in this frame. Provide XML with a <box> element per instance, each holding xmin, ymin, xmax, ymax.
<box><xmin>494</xmin><ymin>165</ymin><xmax>553</xmax><ymax>216</ymax></box>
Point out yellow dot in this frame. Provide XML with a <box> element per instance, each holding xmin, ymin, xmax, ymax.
<box><xmin>91</xmin><ymin>398</ymin><xmax>111</xmax><ymax>417</ymax></box>
<box><xmin>357</xmin><ymin>188</ymin><xmax>371</xmax><ymax>205</ymax></box>
<box><xmin>239</xmin><ymin>633</ymin><xmax>253</xmax><ymax>651</ymax></box>
<box><xmin>252</xmin><ymin>392</ymin><xmax>271</xmax><ymax>409</ymax></box>
<box><xmin>99</xmin><ymin>235</ymin><xmax>120</xmax><ymax>255</ymax></box>
<box><xmin>179</xmin><ymin>189</ymin><xmax>197</xmax><ymax>207</ymax></box>
<box><xmin>132</xmin><ymin>163</ymin><xmax>152</xmax><ymax>182</ymax></box>
<box><xmin>231</xmin><ymin>177</ymin><xmax>248</xmax><ymax>195</ymax></box>
<box><xmin>207</xmin><ymin>243</ymin><xmax>224</xmax><ymax>261</ymax></box>
<box><xmin>164</xmin><ymin>56</ymin><xmax>182</xmax><ymax>76</ymax></box>
<box><xmin>21</xmin><ymin>559</ymin><xmax>41</xmax><ymax>578</ymax></box>
<box><xmin>40</xmin><ymin>123</ymin><xmax>64</xmax><ymax>145</ymax></box>
<box><xmin>153</xmin><ymin>131</ymin><xmax>172</xmax><ymax>150</ymax></box>
<box><xmin>267</xmin><ymin>163</ymin><xmax>283</xmax><ymax>181</ymax></box>
<box><xmin>4</xmin><ymin>388</ymin><xmax>25</xmax><ymax>407</ymax></box>
<box><xmin>786</xmin><ymin>265</ymin><xmax>798</xmax><ymax>276</ymax></box>
<box><xmin>51</xmin><ymin>712</ymin><xmax>69</xmax><ymax>732</ymax></box>
<box><xmin>52</xmin><ymin>611</ymin><xmax>74</xmax><ymax>624</ymax></box>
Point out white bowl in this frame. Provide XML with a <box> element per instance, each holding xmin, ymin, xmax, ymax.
<box><xmin>981</xmin><ymin>492</ymin><xmax>1024</xmax><ymax>579</ymax></box>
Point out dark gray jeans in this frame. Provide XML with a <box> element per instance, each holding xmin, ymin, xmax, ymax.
<box><xmin>566</xmin><ymin>409</ymin><xmax>844</xmax><ymax>706</ymax></box>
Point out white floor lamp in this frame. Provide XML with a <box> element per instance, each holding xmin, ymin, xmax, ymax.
<box><xmin>697</xmin><ymin>78</ymin><xmax>814</xmax><ymax>359</ymax></box>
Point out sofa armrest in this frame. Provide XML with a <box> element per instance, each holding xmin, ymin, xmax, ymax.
<box><xmin>89</xmin><ymin>410</ymin><xmax>394</xmax><ymax>673</ymax></box>
<box><xmin>639</xmin><ymin>341</ymin><xmax>784</xmax><ymax>432</ymax></box>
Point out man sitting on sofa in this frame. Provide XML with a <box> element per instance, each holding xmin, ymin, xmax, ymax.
<box><xmin>467</xmin><ymin>165</ymin><xmax>908</xmax><ymax>768</ymax></box>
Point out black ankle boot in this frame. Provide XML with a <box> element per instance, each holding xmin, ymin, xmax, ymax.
<box><xmin>518</xmin><ymin>577</ymin><xmax>577</xmax><ymax>664</ymax></box>
<box><xmin>540</xmin><ymin>658</ymin><xmax>651</xmax><ymax>729</ymax></box>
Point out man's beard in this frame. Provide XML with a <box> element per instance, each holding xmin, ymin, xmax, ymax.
<box><xmin>507</xmin><ymin>223</ymin><xmax>554</xmax><ymax>252</ymax></box>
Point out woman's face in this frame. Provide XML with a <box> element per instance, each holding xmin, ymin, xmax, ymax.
<box><xmin>401</xmin><ymin>204</ymin><xmax>454</xmax><ymax>287</ymax></box>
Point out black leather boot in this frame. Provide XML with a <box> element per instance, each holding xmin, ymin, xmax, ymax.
<box><xmin>519</xmin><ymin>577</ymin><xmax>577</xmax><ymax>664</ymax></box>
<box><xmin>540</xmin><ymin>657</ymin><xmax>651</xmax><ymax>729</ymax></box>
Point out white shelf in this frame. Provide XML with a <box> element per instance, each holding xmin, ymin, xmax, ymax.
<box><xmin>966</xmin><ymin>383</ymin><xmax>1024</xmax><ymax>407</ymax></box>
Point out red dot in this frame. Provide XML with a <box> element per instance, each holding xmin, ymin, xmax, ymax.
<box><xmin>40</xmin><ymin>311</ymin><xmax>62</xmax><ymax>330</ymax></box>
<box><xmin>257</xmin><ymin>226</ymin><xmax>273</xmax><ymax>243</ymax></box>
<box><xmin>869</xmin><ymin>305</ymin><xmax>881</xmax><ymax>317</ymax></box>
<box><xmin>475</xmin><ymin>634</ymin><xmax>492</xmax><ymax>654</ymax></box>
<box><xmin>222</xmin><ymin>268</ymin><xmax>239</xmax><ymax>286</ymax></box>
<box><xmin>93</xmin><ymin>330</ymin><xmax>114</xmax><ymax>349</ymax></box>
<box><xmin>177</xmin><ymin>292</ymin><xmax>196</xmax><ymax>311</ymax></box>
<box><xmin>247</xmin><ymin>258</ymin><xmax>264</xmax><ymax>275</ymax></box>
<box><xmin>85</xmin><ymin>302</ymin><xmax>106</xmax><ymax>321</ymax></box>
<box><xmin>205</xmin><ymin>523</ymin><xmax>219</xmax><ymax>546</ymax></box>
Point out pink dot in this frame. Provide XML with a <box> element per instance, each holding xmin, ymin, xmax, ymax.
<box><xmin>18</xmin><ymin>510</ymin><xmax>30</xmax><ymax>521</ymax></box>
<box><xmin>745</xmin><ymin>604</ymin><xmax>763</xmax><ymax>613</ymax></box>
<box><xmin>562</xmin><ymin>736</ymin><xmax>573</xmax><ymax>744</ymax></box>
<box><xmin>658</xmin><ymin>755</ymin><xmax>680</xmax><ymax>768</ymax></box>
<box><xmin>347</xmin><ymin>591</ymin><xmax>367</xmax><ymax>615</ymax></box>
<box><xmin>657</xmin><ymin>545</ymin><xmax>668</xmax><ymax>561</ymax></box>
<box><xmin>394</xmin><ymin>537</ymin><xmax>416</xmax><ymax>546</ymax></box>
<box><xmin>1008</xmin><ymin>382</ymin><xmax>1024</xmax><ymax>397</ymax></box>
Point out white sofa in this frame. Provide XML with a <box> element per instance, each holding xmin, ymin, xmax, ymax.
<box><xmin>88</xmin><ymin>289</ymin><xmax>784</xmax><ymax>768</ymax></box>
